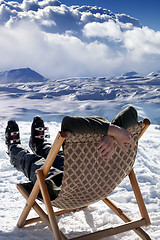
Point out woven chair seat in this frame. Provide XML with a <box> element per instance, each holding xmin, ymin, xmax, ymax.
<box><xmin>52</xmin><ymin>121</ymin><xmax>143</xmax><ymax>210</ymax></box>
<box><xmin>16</xmin><ymin>119</ymin><xmax>151</xmax><ymax>240</ymax></box>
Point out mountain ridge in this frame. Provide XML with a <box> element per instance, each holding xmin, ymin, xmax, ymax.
<box><xmin>0</xmin><ymin>68</ymin><xmax>46</xmax><ymax>83</ymax></box>
<box><xmin>1</xmin><ymin>67</ymin><xmax>160</xmax><ymax>83</ymax></box>
<box><xmin>0</xmin><ymin>67</ymin><xmax>159</xmax><ymax>124</ymax></box>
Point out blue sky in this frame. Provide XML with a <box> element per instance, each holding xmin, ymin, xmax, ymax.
<box><xmin>5</xmin><ymin>0</ymin><xmax>160</xmax><ymax>31</ymax></box>
<box><xmin>61</xmin><ymin>0</ymin><xmax>160</xmax><ymax>30</ymax></box>
<box><xmin>2</xmin><ymin>0</ymin><xmax>160</xmax><ymax>78</ymax></box>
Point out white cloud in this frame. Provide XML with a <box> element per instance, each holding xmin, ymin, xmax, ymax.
<box><xmin>0</xmin><ymin>21</ymin><xmax>125</xmax><ymax>78</ymax></box>
<box><xmin>21</xmin><ymin>0</ymin><xmax>39</xmax><ymax>11</ymax></box>
<box><xmin>0</xmin><ymin>0</ymin><xmax>160</xmax><ymax>78</ymax></box>
<box><xmin>39</xmin><ymin>0</ymin><xmax>61</xmax><ymax>8</ymax></box>
<box><xmin>0</xmin><ymin>2</ymin><xmax>17</xmax><ymax>25</ymax></box>
<box><xmin>83</xmin><ymin>20</ymin><xmax>122</xmax><ymax>41</ymax></box>
<box><xmin>124</xmin><ymin>27</ymin><xmax>160</xmax><ymax>55</ymax></box>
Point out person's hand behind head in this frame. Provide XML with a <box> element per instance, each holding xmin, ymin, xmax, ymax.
<box><xmin>97</xmin><ymin>135</ymin><xmax>115</xmax><ymax>161</ymax></box>
<box><xmin>108</xmin><ymin>124</ymin><xmax>134</xmax><ymax>152</ymax></box>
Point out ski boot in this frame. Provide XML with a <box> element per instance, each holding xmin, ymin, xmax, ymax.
<box><xmin>29</xmin><ymin>116</ymin><xmax>50</xmax><ymax>154</ymax></box>
<box><xmin>5</xmin><ymin>120</ymin><xmax>21</xmax><ymax>150</ymax></box>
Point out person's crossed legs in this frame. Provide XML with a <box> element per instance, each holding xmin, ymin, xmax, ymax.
<box><xmin>5</xmin><ymin>117</ymin><xmax>63</xmax><ymax>200</ymax></box>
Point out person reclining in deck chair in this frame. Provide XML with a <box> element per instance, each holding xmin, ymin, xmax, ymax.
<box><xmin>5</xmin><ymin>106</ymin><xmax>137</xmax><ymax>201</ymax></box>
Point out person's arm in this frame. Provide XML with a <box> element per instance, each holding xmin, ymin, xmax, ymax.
<box><xmin>108</xmin><ymin>124</ymin><xmax>134</xmax><ymax>151</ymax></box>
<box><xmin>62</xmin><ymin>116</ymin><xmax>134</xmax><ymax>161</ymax></box>
<box><xmin>97</xmin><ymin>124</ymin><xmax>134</xmax><ymax>161</ymax></box>
<box><xmin>61</xmin><ymin>116</ymin><xmax>110</xmax><ymax>135</ymax></box>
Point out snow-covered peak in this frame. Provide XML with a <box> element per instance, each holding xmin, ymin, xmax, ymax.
<box><xmin>122</xmin><ymin>71</ymin><xmax>138</xmax><ymax>76</ymax></box>
<box><xmin>147</xmin><ymin>71</ymin><xmax>160</xmax><ymax>77</ymax></box>
<box><xmin>0</xmin><ymin>68</ymin><xmax>46</xmax><ymax>83</ymax></box>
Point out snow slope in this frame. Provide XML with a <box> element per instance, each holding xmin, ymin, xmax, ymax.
<box><xmin>0</xmin><ymin>121</ymin><xmax>160</xmax><ymax>240</ymax></box>
<box><xmin>0</xmin><ymin>70</ymin><xmax>159</xmax><ymax>124</ymax></box>
<box><xmin>0</xmin><ymin>70</ymin><xmax>160</xmax><ymax>240</ymax></box>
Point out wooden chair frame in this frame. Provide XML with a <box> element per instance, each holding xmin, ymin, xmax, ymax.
<box><xmin>16</xmin><ymin>119</ymin><xmax>151</xmax><ymax>240</ymax></box>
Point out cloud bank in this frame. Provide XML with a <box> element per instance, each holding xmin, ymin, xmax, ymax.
<box><xmin>0</xmin><ymin>0</ymin><xmax>160</xmax><ymax>78</ymax></box>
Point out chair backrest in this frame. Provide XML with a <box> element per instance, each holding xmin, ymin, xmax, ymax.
<box><xmin>52</xmin><ymin>121</ymin><xmax>144</xmax><ymax>210</ymax></box>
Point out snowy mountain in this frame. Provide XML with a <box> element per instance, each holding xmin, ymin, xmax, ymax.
<box><xmin>0</xmin><ymin>69</ymin><xmax>160</xmax><ymax>240</ymax></box>
<box><xmin>0</xmin><ymin>68</ymin><xmax>46</xmax><ymax>83</ymax></box>
<box><xmin>0</xmin><ymin>68</ymin><xmax>159</xmax><ymax>124</ymax></box>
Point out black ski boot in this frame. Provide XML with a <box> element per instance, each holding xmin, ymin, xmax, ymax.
<box><xmin>5</xmin><ymin>120</ymin><xmax>21</xmax><ymax>150</ymax></box>
<box><xmin>29</xmin><ymin>116</ymin><xmax>50</xmax><ymax>154</ymax></box>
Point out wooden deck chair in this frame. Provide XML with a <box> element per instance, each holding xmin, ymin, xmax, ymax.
<box><xmin>16</xmin><ymin>119</ymin><xmax>151</xmax><ymax>240</ymax></box>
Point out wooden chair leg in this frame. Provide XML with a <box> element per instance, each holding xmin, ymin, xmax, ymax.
<box><xmin>17</xmin><ymin>131</ymin><xmax>66</xmax><ymax>229</ymax></box>
<box><xmin>17</xmin><ymin>183</ymin><xmax>51</xmax><ymax>228</ymax></box>
<box><xmin>129</xmin><ymin>169</ymin><xmax>151</xmax><ymax>226</ymax></box>
<box><xmin>17</xmin><ymin>180</ymin><xmax>40</xmax><ymax>228</ymax></box>
<box><xmin>70</xmin><ymin>219</ymin><xmax>147</xmax><ymax>240</ymax></box>
<box><xmin>103</xmin><ymin>198</ymin><xmax>151</xmax><ymax>240</ymax></box>
<box><xmin>36</xmin><ymin>169</ymin><xmax>63</xmax><ymax>240</ymax></box>
<box><xmin>103</xmin><ymin>168</ymin><xmax>151</xmax><ymax>240</ymax></box>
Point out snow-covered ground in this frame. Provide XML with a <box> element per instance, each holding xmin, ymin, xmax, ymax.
<box><xmin>0</xmin><ymin>71</ymin><xmax>159</xmax><ymax>123</ymax></box>
<box><xmin>0</xmin><ymin>121</ymin><xmax>160</xmax><ymax>240</ymax></box>
<box><xmin>0</xmin><ymin>72</ymin><xmax>160</xmax><ymax>240</ymax></box>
